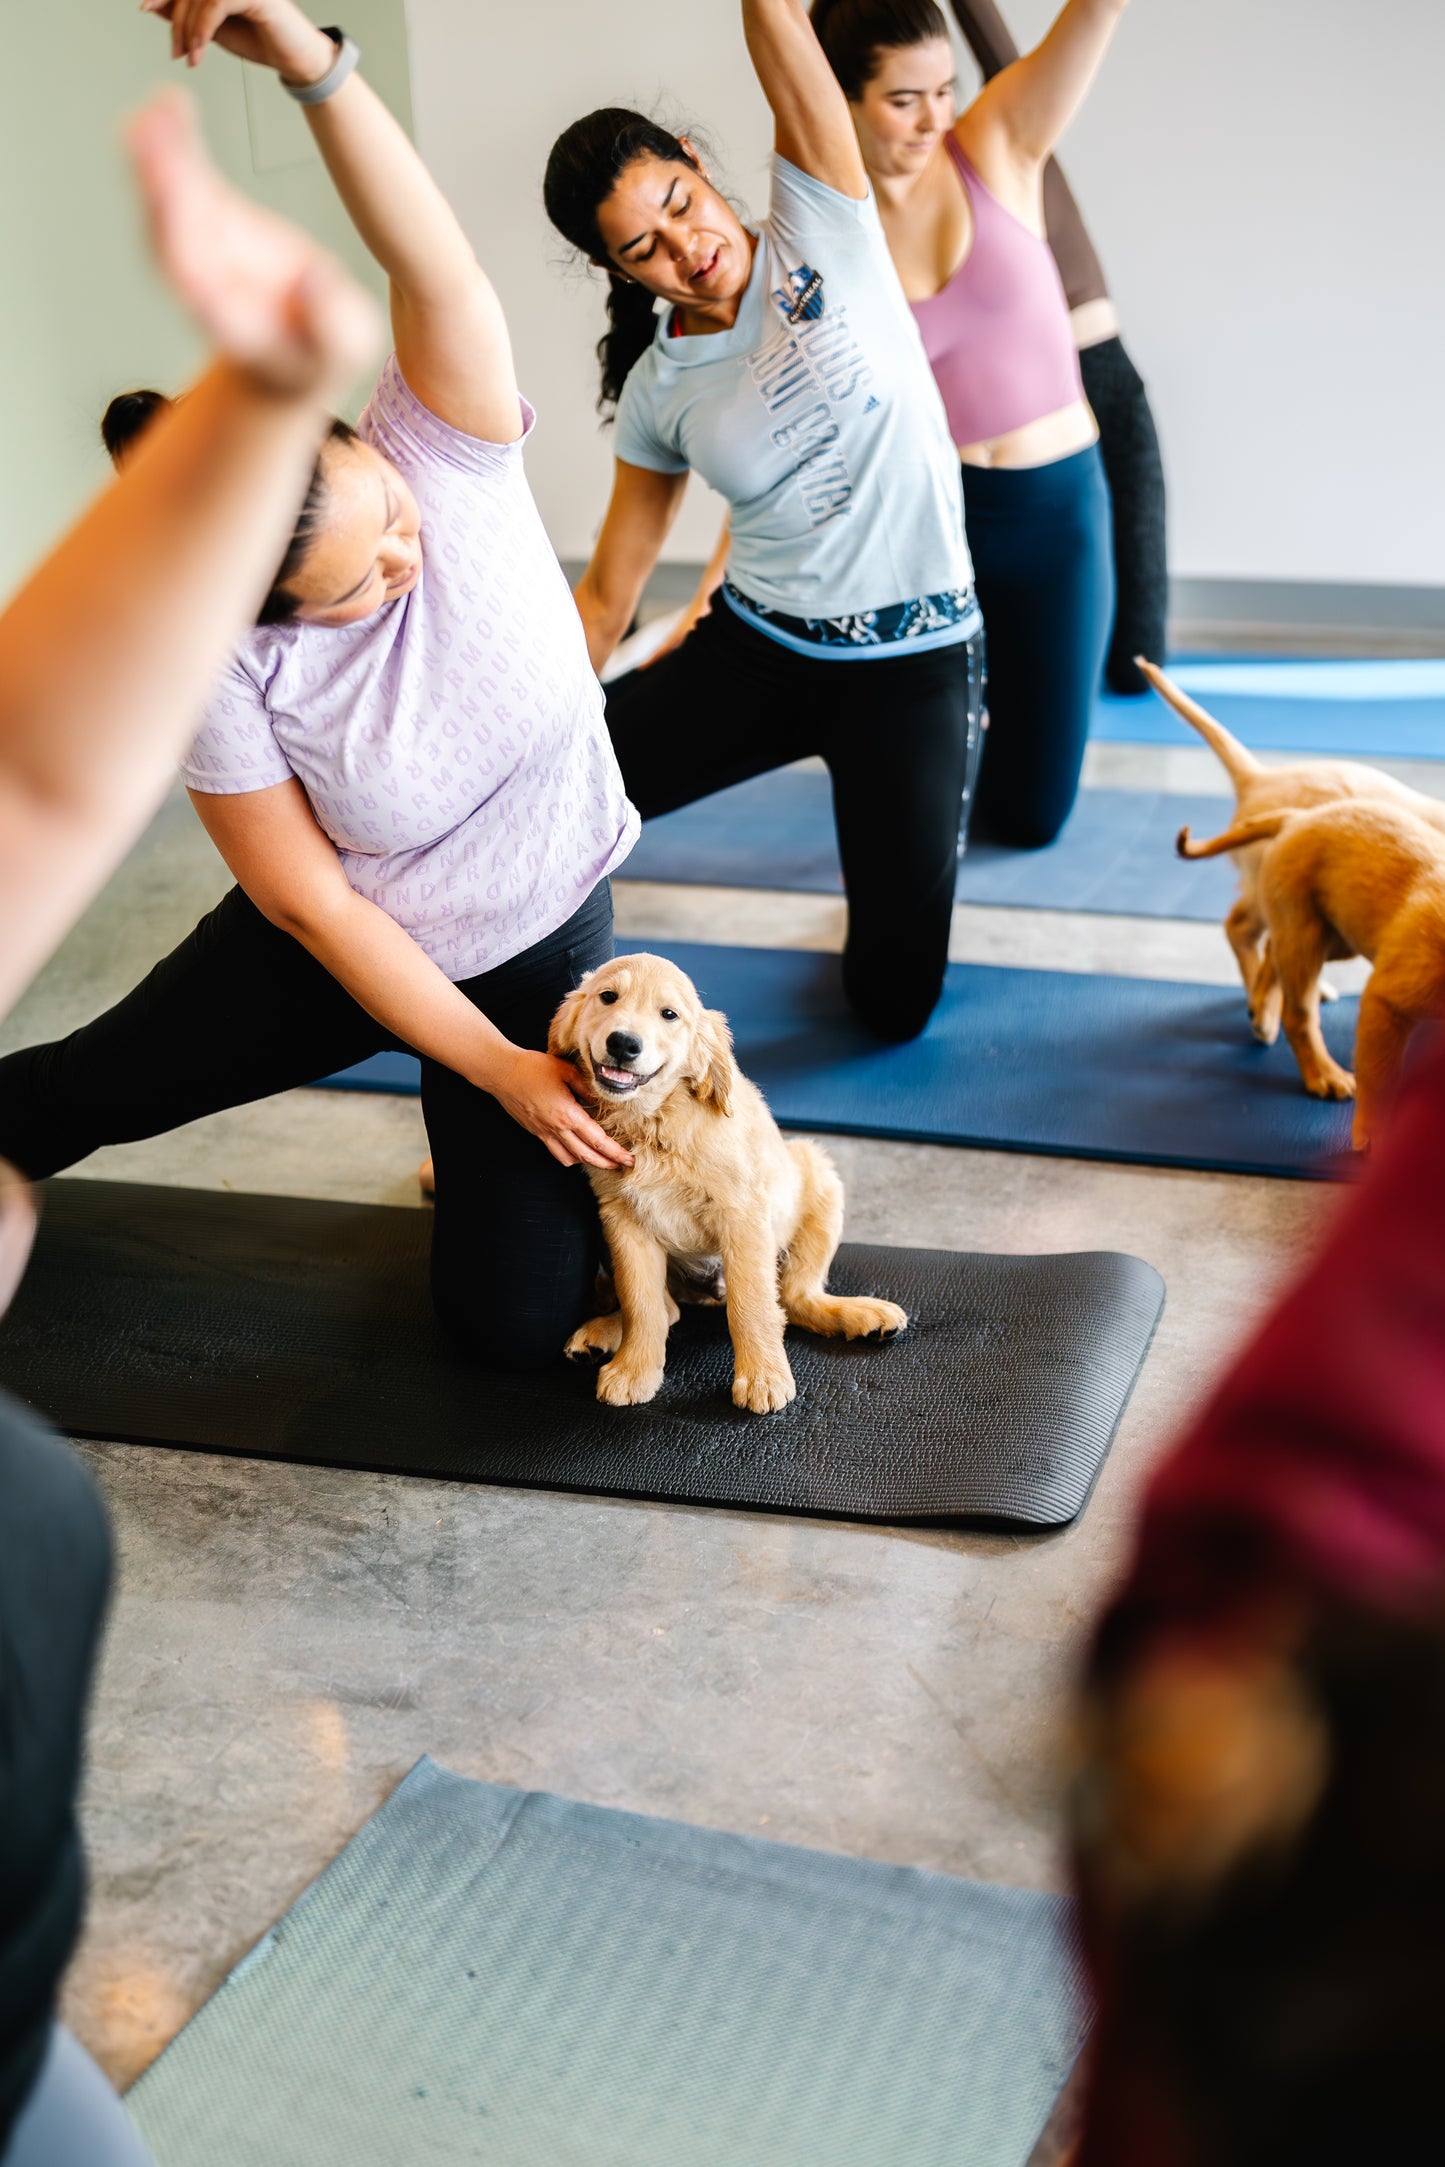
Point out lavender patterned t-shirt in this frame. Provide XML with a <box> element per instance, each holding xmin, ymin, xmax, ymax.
<box><xmin>183</xmin><ymin>358</ymin><xmax>638</xmax><ymax>981</ymax></box>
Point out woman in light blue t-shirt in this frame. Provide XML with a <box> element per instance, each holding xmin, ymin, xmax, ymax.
<box><xmin>545</xmin><ymin>0</ymin><xmax>985</xmax><ymax>1041</ymax></box>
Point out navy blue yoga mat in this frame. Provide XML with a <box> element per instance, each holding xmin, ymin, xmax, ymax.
<box><xmin>623</xmin><ymin>768</ymin><xmax>1236</xmax><ymax>921</ymax></box>
<box><xmin>125</xmin><ymin>1758</ymin><xmax>1089</xmax><ymax>2167</ymax></box>
<box><xmin>1094</xmin><ymin>657</ymin><xmax>1445</xmax><ymax>760</ymax></box>
<box><xmin>318</xmin><ymin>946</ymin><xmax>1358</xmax><ymax>1180</ymax></box>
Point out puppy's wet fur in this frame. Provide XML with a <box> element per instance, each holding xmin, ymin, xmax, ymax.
<box><xmin>549</xmin><ymin>952</ymin><xmax>907</xmax><ymax>1412</ymax></box>
<box><xmin>1144</xmin><ymin>662</ymin><xmax>1445</xmax><ymax>1148</ymax></box>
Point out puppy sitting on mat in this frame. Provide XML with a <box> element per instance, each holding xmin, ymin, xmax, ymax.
<box><xmin>549</xmin><ymin>953</ymin><xmax>907</xmax><ymax>1412</ymax></box>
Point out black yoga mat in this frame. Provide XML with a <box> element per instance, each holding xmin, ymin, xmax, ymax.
<box><xmin>0</xmin><ymin>1181</ymin><xmax>1163</xmax><ymax>1528</ymax></box>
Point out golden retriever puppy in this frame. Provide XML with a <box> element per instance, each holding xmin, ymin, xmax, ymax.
<box><xmin>1178</xmin><ymin>798</ymin><xmax>1445</xmax><ymax>1149</ymax></box>
<box><xmin>1138</xmin><ymin>658</ymin><xmax>1445</xmax><ymax>1016</ymax></box>
<box><xmin>548</xmin><ymin>953</ymin><xmax>907</xmax><ymax>1412</ymax></box>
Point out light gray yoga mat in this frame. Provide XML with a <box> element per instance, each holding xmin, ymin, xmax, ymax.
<box><xmin>126</xmin><ymin>1759</ymin><xmax>1090</xmax><ymax>2167</ymax></box>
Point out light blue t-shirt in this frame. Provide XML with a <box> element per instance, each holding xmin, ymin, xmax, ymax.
<box><xmin>615</xmin><ymin>155</ymin><xmax>974</xmax><ymax>640</ymax></box>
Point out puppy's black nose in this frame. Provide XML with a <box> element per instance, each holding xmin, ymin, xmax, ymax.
<box><xmin>606</xmin><ymin>1030</ymin><xmax>643</xmax><ymax>1064</ymax></box>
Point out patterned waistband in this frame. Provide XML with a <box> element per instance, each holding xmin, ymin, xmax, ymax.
<box><xmin>721</xmin><ymin>580</ymin><xmax>983</xmax><ymax>661</ymax></box>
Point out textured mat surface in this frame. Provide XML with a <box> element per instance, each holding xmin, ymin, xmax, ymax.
<box><xmin>622</xmin><ymin>771</ymin><xmax>1237</xmax><ymax>920</ymax></box>
<box><xmin>1093</xmin><ymin>656</ymin><xmax>1445</xmax><ymax>758</ymax></box>
<box><xmin>0</xmin><ymin>1181</ymin><xmax>1163</xmax><ymax>1528</ymax></box>
<box><xmin>321</xmin><ymin>946</ymin><xmax>1359</xmax><ymax>1180</ymax></box>
<box><xmin>126</xmin><ymin>1757</ymin><xmax>1090</xmax><ymax>2167</ymax></box>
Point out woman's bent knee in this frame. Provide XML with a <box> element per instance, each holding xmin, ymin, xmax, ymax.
<box><xmin>431</xmin><ymin>1288</ymin><xmax>582</xmax><ymax>1374</ymax></box>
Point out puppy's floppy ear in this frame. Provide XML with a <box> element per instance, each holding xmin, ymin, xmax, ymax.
<box><xmin>689</xmin><ymin>1007</ymin><xmax>736</xmax><ymax>1116</ymax></box>
<box><xmin>548</xmin><ymin>971</ymin><xmax>595</xmax><ymax>1066</ymax></box>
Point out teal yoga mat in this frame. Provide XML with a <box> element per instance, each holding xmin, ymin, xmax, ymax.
<box><xmin>1094</xmin><ymin>657</ymin><xmax>1445</xmax><ymax>759</ymax></box>
<box><xmin>125</xmin><ymin>1759</ymin><xmax>1089</xmax><ymax>2167</ymax></box>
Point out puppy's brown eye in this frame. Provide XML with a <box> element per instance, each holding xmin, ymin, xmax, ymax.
<box><xmin>598</xmin><ymin>989</ymin><xmax>619</xmax><ymax>1005</ymax></box>
<box><xmin>660</xmin><ymin>1008</ymin><xmax>678</xmax><ymax>1021</ymax></box>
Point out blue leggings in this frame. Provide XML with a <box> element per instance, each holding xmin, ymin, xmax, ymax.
<box><xmin>963</xmin><ymin>441</ymin><xmax>1114</xmax><ymax>848</ymax></box>
<box><xmin>2</xmin><ymin>2031</ymin><xmax>154</xmax><ymax>2167</ymax></box>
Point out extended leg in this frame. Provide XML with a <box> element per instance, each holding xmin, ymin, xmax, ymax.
<box><xmin>0</xmin><ymin>884</ymin><xmax>387</xmax><ymax>1179</ymax></box>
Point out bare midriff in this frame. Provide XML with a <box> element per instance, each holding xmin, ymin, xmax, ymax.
<box><xmin>957</xmin><ymin>395</ymin><xmax>1098</xmax><ymax>470</ymax></box>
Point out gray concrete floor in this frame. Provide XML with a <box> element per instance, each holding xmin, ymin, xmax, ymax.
<box><xmin>11</xmin><ymin>740</ymin><xmax>1439</xmax><ymax>2125</ymax></box>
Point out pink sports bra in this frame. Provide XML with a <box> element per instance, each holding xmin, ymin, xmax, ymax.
<box><xmin>910</xmin><ymin>136</ymin><xmax>1085</xmax><ymax>448</ymax></box>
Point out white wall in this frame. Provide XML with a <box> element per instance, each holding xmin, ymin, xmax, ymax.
<box><xmin>408</xmin><ymin>0</ymin><xmax>1445</xmax><ymax>588</ymax></box>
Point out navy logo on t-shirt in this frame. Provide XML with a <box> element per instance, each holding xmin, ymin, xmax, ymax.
<box><xmin>775</xmin><ymin>265</ymin><xmax>825</xmax><ymax>324</ymax></box>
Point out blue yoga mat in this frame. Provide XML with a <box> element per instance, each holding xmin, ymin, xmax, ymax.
<box><xmin>318</xmin><ymin>946</ymin><xmax>1358</xmax><ymax>1180</ymax></box>
<box><xmin>1094</xmin><ymin>656</ymin><xmax>1445</xmax><ymax>759</ymax></box>
<box><xmin>623</xmin><ymin>769</ymin><xmax>1236</xmax><ymax>921</ymax></box>
<box><xmin>126</xmin><ymin>1758</ymin><xmax>1089</xmax><ymax>2167</ymax></box>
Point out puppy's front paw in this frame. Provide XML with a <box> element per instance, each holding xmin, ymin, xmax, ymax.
<box><xmin>565</xmin><ymin>1312</ymin><xmax>623</xmax><ymax>1364</ymax></box>
<box><xmin>596</xmin><ymin>1358</ymin><xmax>665</xmax><ymax>1407</ymax></box>
<box><xmin>1249</xmin><ymin>1000</ymin><xmax>1282</xmax><ymax>1046</ymax></box>
<box><xmin>732</xmin><ymin>1356</ymin><xmax>796</xmax><ymax>1414</ymax></box>
<box><xmin>1350</xmin><ymin>1111</ymin><xmax>1374</xmax><ymax>1153</ymax></box>
<box><xmin>1304</xmin><ymin>1062</ymin><xmax>1356</xmax><ymax>1102</ymax></box>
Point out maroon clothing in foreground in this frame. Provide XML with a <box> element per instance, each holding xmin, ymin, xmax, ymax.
<box><xmin>1077</xmin><ymin>1032</ymin><xmax>1445</xmax><ymax>2166</ymax></box>
<box><xmin>1115</xmin><ymin>1030</ymin><xmax>1445</xmax><ymax>1633</ymax></box>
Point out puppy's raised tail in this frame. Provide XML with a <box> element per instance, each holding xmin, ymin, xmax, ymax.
<box><xmin>1135</xmin><ymin>656</ymin><xmax>1261</xmax><ymax>789</ymax></box>
<box><xmin>1177</xmin><ymin>810</ymin><xmax>1292</xmax><ymax>860</ymax></box>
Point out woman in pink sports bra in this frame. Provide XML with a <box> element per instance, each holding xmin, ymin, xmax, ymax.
<box><xmin>813</xmin><ymin>0</ymin><xmax>1132</xmax><ymax>847</ymax></box>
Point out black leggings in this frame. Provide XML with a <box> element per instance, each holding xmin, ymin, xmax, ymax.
<box><xmin>0</xmin><ymin>882</ymin><xmax>615</xmax><ymax>1372</ymax></box>
<box><xmin>606</xmin><ymin>600</ymin><xmax>986</xmax><ymax>1041</ymax></box>
<box><xmin>1078</xmin><ymin>335</ymin><xmax>1169</xmax><ymax>697</ymax></box>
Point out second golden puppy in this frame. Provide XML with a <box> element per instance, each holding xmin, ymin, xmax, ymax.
<box><xmin>549</xmin><ymin>953</ymin><xmax>907</xmax><ymax>1412</ymax></box>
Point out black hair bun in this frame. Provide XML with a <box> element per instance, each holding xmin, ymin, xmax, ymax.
<box><xmin>100</xmin><ymin>389</ymin><xmax>171</xmax><ymax>464</ymax></box>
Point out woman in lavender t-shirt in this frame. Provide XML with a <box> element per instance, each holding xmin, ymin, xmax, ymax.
<box><xmin>0</xmin><ymin>0</ymin><xmax>638</xmax><ymax>1371</ymax></box>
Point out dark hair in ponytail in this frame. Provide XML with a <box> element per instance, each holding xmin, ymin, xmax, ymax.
<box><xmin>100</xmin><ymin>389</ymin><xmax>359</xmax><ymax>626</ymax></box>
<box><xmin>809</xmin><ymin>0</ymin><xmax>950</xmax><ymax>100</ymax></box>
<box><xmin>543</xmin><ymin>107</ymin><xmax>703</xmax><ymax>414</ymax></box>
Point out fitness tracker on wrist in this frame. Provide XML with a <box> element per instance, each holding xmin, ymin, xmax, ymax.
<box><xmin>282</xmin><ymin>25</ymin><xmax>360</xmax><ymax>105</ymax></box>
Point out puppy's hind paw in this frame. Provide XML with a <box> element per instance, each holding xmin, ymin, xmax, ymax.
<box><xmin>732</xmin><ymin>1359</ymin><xmax>797</xmax><ymax>1415</ymax></box>
<box><xmin>565</xmin><ymin>1312</ymin><xmax>624</xmax><ymax>1364</ymax></box>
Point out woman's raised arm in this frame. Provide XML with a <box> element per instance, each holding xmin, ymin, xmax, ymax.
<box><xmin>742</xmin><ymin>0</ymin><xmax>868</xmax><ymax>198</ymax></box>
<box><xmin>959</xmin><ymin>0</ymin><xmax>1130</xmax><ymax>174</ymax></box>
<box><xmin>0</xmin><ymin>90</ymin><xmax>378</xmax><ymax>1022</ymax></box>
<box><xmin>146</xmin><ymin>0</ymin><xmax>522</xmax><ymax>441</ymax></box>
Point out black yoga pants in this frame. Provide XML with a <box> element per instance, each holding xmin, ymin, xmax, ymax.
<box><xmin>1079</xmin><ymin>334</ymin><xmax>1169</xmax><ymax>696</ymax></box>
<box><xmin>0</xmin><ymin>882</ymin><xmax>615</xmax><ymax>1372</ymax></box>
<box><xmin>962</xmin><ymin>440</ymin><xmax>1114</xmax><ymax>850</ymax></box>
<box><xmin>605</xmin><ymin>601</ymin><xmax>986</xmax><ymax>1042</ymax></box>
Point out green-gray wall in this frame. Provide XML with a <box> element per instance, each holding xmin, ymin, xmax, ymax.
<box><xmin>0</xmin><ymin>1</ymin><xmax>412</xmax><ymax>597</ymax></box>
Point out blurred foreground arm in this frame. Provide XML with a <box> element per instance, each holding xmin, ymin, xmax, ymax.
<box><xmin>0</xmin><ymin>91</ymin><xmax>378</xmax><ymax>1021</ymax></box>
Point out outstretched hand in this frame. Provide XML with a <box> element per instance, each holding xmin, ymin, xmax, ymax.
<box><xmin>140</xmin><ymin>0</ymin><xmax>334</xmax><ymax>82</ymax></box>
<box><xmin>125</xmin><ymin>88</ymin><xmax>380</xmax><ymax>399</ymax></box>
